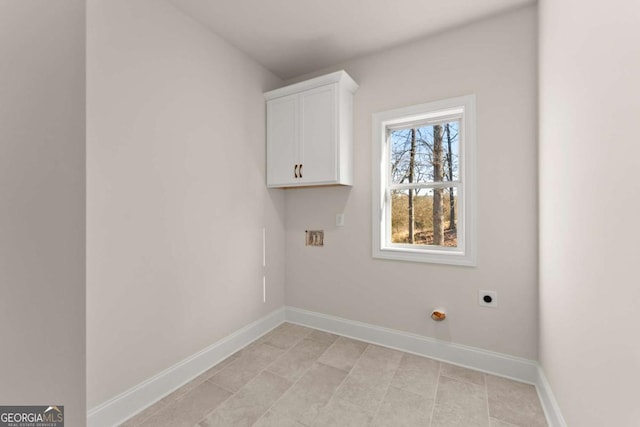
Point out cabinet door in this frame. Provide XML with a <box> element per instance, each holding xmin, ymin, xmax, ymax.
<box><xmin>299</xmin><ymin>84</ymin><xmax>337</xmax><ymax>184</ymax></box>
<box><xmin>267</xmin><ymin>94</ymin><xmax>298</xmax><ymax>187</ymax></box>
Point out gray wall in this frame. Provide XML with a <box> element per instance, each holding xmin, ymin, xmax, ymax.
<box><xmin>86</xmin><ymin>0</ymin><xmax>284</xmax><ymax>408</ymax></box>
<box><xmin>0</xmin><ymin>1</ymin><xmax>86</xmax><ymax>425</ymax></box>
<box><xmin>539</xmin><ymin>0</ymin><xmax>640</xmax><ymax>424</ymax></box>
<box><xmin>284</xmin><ymin>6</ymin><xmax>539</xmax><ymax>359</ymax></box>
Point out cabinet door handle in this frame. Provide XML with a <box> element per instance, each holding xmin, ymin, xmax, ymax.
<box><xmin>294</xmin><ymin>164</ymin><xmax>299</xmax><ymax>178</ymax></box>
<box><xmin>299</xmin><ymin>164</ymin><xmax>303</xmax><ymax>178</ymax></box>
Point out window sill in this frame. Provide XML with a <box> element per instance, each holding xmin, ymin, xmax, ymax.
<box><xmin>373</xmin><ymin>246</ymin><xmax>476</xmax><ymax>266</ymax></box>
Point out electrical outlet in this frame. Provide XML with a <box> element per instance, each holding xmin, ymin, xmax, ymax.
<box><xmin>336</xmin><ymin>213</ymin><xmax>345</xmax><ymax>227</ymax></box>
<box><xmin>479</xmin><ymin>290</ymin><xmax>498</xmax><ymax>308</ymax></box>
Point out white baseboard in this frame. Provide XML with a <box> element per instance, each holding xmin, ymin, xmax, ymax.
<box><xmin>87</xmin><ymin>308</ymin><xmax>285</xmax><ymax>427</ymax></box>
<box><xmin>284</xmin><ymin>306</ymin><xmax>566</xmax><ymax>427</ymax></box>
<box><xmin>284</xmin><ymin>306</ymin><xmax>538</xmax><ymax>383</ymax></box>
<box><xmin>87</xmin><ymin>305</ymin><xmax>566</xmax><ymax>427</ymax></box>
<box><xmin>536</xmin><ymin>367</ymin><xmax>568</xmax><ymax>427</ymax></box>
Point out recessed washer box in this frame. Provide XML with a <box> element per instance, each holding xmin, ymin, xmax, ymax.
<box><xmin>306</xmin><ymin>230</ymin><xmax>324</xmax><ymax>246</ymax></box>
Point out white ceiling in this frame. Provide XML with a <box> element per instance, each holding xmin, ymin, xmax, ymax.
<box><xmin>169</xmin><ymin>0</ymin><xmax>534</xmax><ymax>80</ymax></box>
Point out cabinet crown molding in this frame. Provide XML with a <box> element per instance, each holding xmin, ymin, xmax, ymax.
<box><xmin>264</xmin><ymin>70</ymin><xmax>358</xmax><ymax>100</ymax></box>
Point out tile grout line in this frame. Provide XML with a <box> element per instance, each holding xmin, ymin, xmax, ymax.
<box><xmin>191</xmin><ymin>377</ymin><xmax>240</xmax><ymax>426</ymax></box>
<box><xmin>484</xmin><ymin>373</ymin><xmax>491</xmax><ymax>426</ymax></box>
<box><xmin>120</xmin><ymin>398</ymin><xmax>168</xmax><ymax>427</ymax></box>
<box><xmin>186</xmin><ymin>321</ymin><xmax>286</xmax><ymax>427</ymax></box>
<box><xmin>197</xmin><ymin>323</ymin><xmax>312</xmax><ymax>426</ymax></box>
<box><xmin>197</xmin><ymin>353</ymin><xmax>249</xmax><ymax>410</ymax></box>
<box><xmin>278</xmin><ymin>339</ymin><xmax>362</xmax><ymax>426</ymax></box>
<box><xmin>367</xmin><ymin>347</ymin><xmax>419</xmax><ymax>425</ymax></box>
<box><xmin>137</xmin><ymin>371</ymin><xmax>237</xmax><ymax>427</ymax></box>
<box><xmin>246</xmin><ymin>325</ymin><xmax>314</xmax><ymax>426</ymax></box>
<box><xmin>368</xmin><ymin>356</ymin><xmax>397</xmax><ymax>425</ymax></box>
<box><xmin>251</xmin><ymin>355</ymin><xmax>316</xmax><ymax>425</ymax></box>
<box><xmin>490</xmin><ymin>417</ymin><xmax>520</xmax><ymax>427</ymax></box>
<box><xmin>246</xmin><ymin>325</ymin><xmax>329</xmax><ymax>426</ymax></box>
<box><xmin>204</xmin><ymin>377</ymin><xmax>236</xmax><ymax>395</ymax></box>
<box><xmin>121</xmin><ymin>355</ymin><xmax>241</xmax><ymax>427</ymax></box>
<box><xmin>133</xmin><ymin>323</ymin><xmax>545</xmax><ymax>427</ymax></box>
<box><xmin>427</xmin><ymin>362</ymin><xmax>442</xmax><ymax>427</ymax></box>
<box><xmin>305</xmin><ymin>342</ymin><xmax>371</xmax><ymax>426</ymax></box>
<box><xmin>482</xmin><ymin>375</ymin><xmax>532</xmax><ymax>427</ymax></box>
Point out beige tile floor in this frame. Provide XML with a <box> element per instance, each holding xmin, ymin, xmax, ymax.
<box><xmin>120</xmin><ymin>323</ymin><xmax>548</xmax><ymax>427</ymax></box>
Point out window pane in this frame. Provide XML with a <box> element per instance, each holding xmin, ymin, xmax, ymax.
<box><xmin>390</xmin><ymin>121</ymin><xmax>459</xmax><ymax>184</ymax></box>
<box><xmin>391</xmin><ymin>187</ymin><xmax>458</xmax><ymax>247</ymax></box>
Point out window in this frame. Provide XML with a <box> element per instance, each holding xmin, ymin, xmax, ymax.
<box><xmin>372</xmin><ymin>95</ymin><xmax>476</xmax><ymax>266</ymax></box>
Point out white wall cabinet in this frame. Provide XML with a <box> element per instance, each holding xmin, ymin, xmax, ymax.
<box><xmin>265</xmin><ymin>70</ymin><xmax>358</xmax><ymax>188</ymax></box>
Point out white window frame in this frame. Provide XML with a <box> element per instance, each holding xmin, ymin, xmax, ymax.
<box><xmin>372</xmin><ymin>95</ymin><xmax>476</xmax><ymax>266</ymax></box>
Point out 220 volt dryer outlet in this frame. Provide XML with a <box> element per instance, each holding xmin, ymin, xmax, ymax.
<box><xmin>478</xmin><ymin>290</ymin><xmax>498</xmax><ymax>308</ymax></box>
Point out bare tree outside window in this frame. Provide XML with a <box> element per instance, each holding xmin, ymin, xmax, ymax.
<box><xmin>373</xmin><ymin>94</ymin><xmax>475</xmax><ymax>265</ymax></box>
<box><xmin>389</xmin><ymin>121</ymin><xmax>459</xmax><ymax>247</ymax></box>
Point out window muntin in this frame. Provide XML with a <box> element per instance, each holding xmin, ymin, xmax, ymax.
<box><xmin>372</xmin><ymin>95</ymin><xmax>476</xmax><ymax>266</ymax></box>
